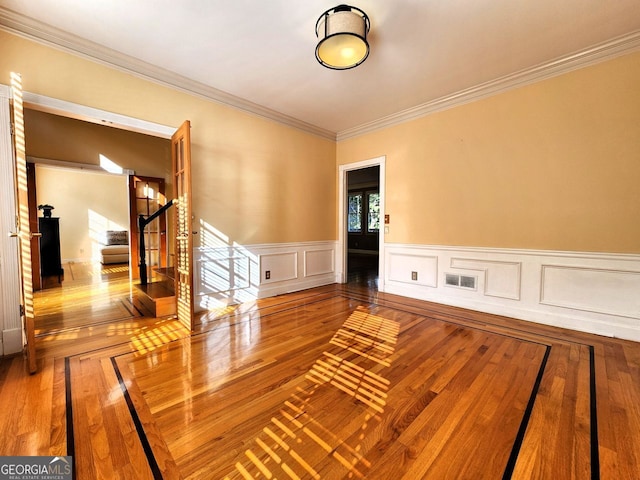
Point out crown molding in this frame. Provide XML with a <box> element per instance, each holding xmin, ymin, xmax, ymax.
<box><xmin>337</xmin><ymin>30</ymin><xmax>640</xmax><ymax>141</ymax></box>
<box><xmin>2</xmin><ymin>7</ymin><xmax>639</xmax><ymax>144</ymax></box>
<box><xmin>0</xmin><ymin>7</ymin><xmax>336</xmax><ymax>141</ymax></box>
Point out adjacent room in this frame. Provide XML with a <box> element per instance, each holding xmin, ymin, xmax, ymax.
<box><xmin>22</xmin><ymin>108</ymin><xmax>173</xmax><ymax>336</ymax></box>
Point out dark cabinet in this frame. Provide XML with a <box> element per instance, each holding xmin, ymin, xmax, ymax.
<box><xmin>39</xmin><ymin>217</ymin><xmax>63</xmax><ymax>280</ymax></box>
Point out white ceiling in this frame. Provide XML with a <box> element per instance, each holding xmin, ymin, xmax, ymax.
<box><xmin>1</xmin><ymin>1</ymin><xmax>640</xmax><ymax>139</ymax></box>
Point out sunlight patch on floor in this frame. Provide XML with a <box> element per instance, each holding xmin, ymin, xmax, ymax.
<box><xmin>228</xmin><ymin>308</ymin><xmax>400</xmax><ymax>479</ymax></box>
<box><xmin>129</xmin><ymin>323</ymin><xmax>186</xmax><ymax>356</ymax></box>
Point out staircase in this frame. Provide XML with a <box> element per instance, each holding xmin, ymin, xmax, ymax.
<box><xmin>133</xmin><ymin>267</ymin><xmax>176</xmax><ymax>317</ymax></box>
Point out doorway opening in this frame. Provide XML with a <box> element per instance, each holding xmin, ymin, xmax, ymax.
<box><xmin>338</xmin><ymin>156</ymin><xmax>386</xmax><ymax>291</ymax></box>
<box><xmin>23</xmin><ymin>107</ymin><xmax>172</xmax><ymax>338</ymax></box>
<box><xmin>346</xmin><ymin>166</ymin><xmax>380</xmax><ymax>287</ymax></box>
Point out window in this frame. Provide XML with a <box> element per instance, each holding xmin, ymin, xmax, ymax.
<box><xmin>348</xmin><ymin>190</ymin><xmax>380</xmax><ymax>234</ymax></box>
<box><xmin>348</xmin><ymin>193</ymin><xmax>362</xmax><ymax>233</ymax></box>
<box><xmin>367</xmin><ymin>192</ymin><xmax>380</xmax><ymax>232</ymax></box>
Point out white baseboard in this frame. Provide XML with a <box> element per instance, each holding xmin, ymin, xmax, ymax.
<box><xmin>382</xmin><ymin>244</ymin><xmax>640</xmax><ymax>342</ymax></box>
<box><xmin>194</xmin><ymin>241</ymin><xmax>338</xmax><ymax>311</ymax></box>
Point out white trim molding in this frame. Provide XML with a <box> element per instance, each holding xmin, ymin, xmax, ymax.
<box><xmin>23</xmin><ymin>92</ymin><xmax>176</xmax><ymax>139</ymax></box>
<box><xmin>338</xmin><ymin>157</ymin><xmax>386</xmax><ymax>289</ymax></box>
<box><xmin>384</xmin><ymin>244</ymin><xmax>640</xmax><ymax>342</ymax></box>
<box><xmin>194</xmin><ymin>241</ymin><xmax>338</xmax><ymax>311</ymax></box>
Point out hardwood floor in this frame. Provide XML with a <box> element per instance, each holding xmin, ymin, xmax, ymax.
<box><xmin>1</xmin><ymin>262</ymin><xmax>639</xmax><ymax>479</ymax></box>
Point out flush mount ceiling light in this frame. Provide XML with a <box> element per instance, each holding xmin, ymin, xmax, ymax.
<box><xmin>315</xmin><ymin>4</ymin><xmax>370</xmax><ymax>70</ymax></box>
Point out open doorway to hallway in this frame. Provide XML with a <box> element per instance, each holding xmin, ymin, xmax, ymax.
<box><xmin>346</xmin><ymin>165</ymin><xmax>381</xmax><ymax>288</ymax></box>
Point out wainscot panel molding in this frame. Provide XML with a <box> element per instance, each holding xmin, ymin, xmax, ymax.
<box><xmin>303</xmin><ymin>248</ymin><xmax>335</xmax><ymax>278</ymax></box>
<box><xmin>387</xmin><ymin>252</ymin><xmax>438</xmax><ymax>288</ymax></box>
<box><xmin>194</xmin><ymin>241</ymin><xmax>339</xmax><ymax>311</ymax></box>
<box><xmin>384</xmin><ymin>244</ymin><xmax>640</xmax><ymax>342</ymax></box>
<box><xmin>450</xmin><ymin>258</ymin><xmax>522</xmax><ymax>300</ymax></box>
<box><xmin>540</xmin><ymin>265</ymin><xmax>640</xmax><ymax>319</ymax></box>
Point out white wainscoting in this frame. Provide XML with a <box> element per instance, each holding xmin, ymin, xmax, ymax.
<box><xmin>387</xmin><ymin>252</ymin><xmax>438</xmax><ymax>288</ymax></box>
<box><xmin>194</xmin><ymin>241</ymin><xmax>338</xmax><ymax>311</ymax></box>
<box><xmin>383</xmin><ymin>244</ymin><xmax>640</xmax><ymax>342</ymax></box>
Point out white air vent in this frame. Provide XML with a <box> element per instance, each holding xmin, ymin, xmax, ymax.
<box><xmin>445</xmin><ymin>273</ymin><xmax>477</xmax><ymax>290</ymax></box>
<box><xmin>445</xmin><ymin>274</ymin><xmax>459</xmax><ymax>286</ymax></box>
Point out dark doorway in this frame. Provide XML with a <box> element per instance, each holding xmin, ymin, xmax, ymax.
<box><xmin>346</xmin><ymin>166</ymin><xmax>380</xmax><ymax>287</ymax></box>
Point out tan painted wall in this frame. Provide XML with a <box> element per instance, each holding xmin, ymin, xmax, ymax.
<box><xmin>35</xmin><ymin>166</ymin><xmax>129</xmax><ymax>261</ymax></box>
<box><xmin>337</xmin><ymin>51</ymin><xmax>640</xmax><ymax>254</ymax></box>
<box><xmin>1</xmin><ymin>30</ymin><xmax>336</xmax><ymax>247</ymax></box>
<box><xmin>25</xmin><ymin>110</ymin><xmax>174</xmax><ymax>263</ymax></box>
<box><xmin>6</xmin><ymin>29</ymin><xmax>637</xmax><ymax>255</ymax></box>
<box><xmin>25</xmin><ymin>109</ymin><xmax>171</xmax><ymax>179</ymax></box>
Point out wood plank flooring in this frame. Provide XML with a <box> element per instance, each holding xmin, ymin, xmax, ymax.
<box><xmin>1</xmin><ymin>262</ymin><xmax>639</xmax><ymax>479</ymax></box>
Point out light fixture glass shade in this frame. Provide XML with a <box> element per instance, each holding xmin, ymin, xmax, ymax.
<box><xmin>316</xmin><ymin>5</ymin><xmax>370</xmax><ymax>70</ymax></box>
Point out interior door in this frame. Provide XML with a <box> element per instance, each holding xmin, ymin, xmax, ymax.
<box><xmin>128</xmin><ymin>175</ymin><xmax>167</xmax><ymax>281</ymax></box>
<box><xmin>10</xmin><ymin>73</ymin><xmax>37</xmax><ymax>373</ymax></box>
<box><xmin>172</xmin><ymin>120</ymin><xmax>194</xmax><ymax>330</ymax></box>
